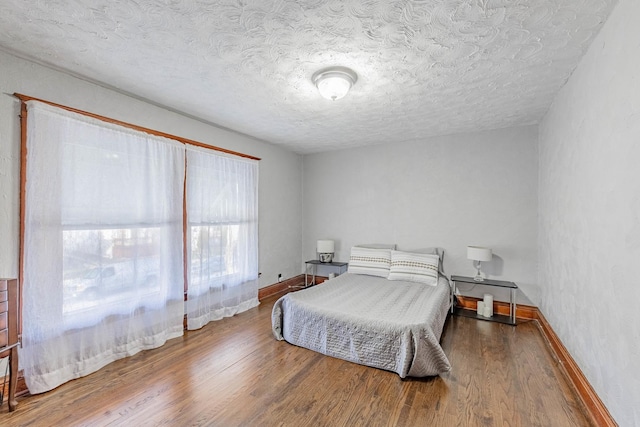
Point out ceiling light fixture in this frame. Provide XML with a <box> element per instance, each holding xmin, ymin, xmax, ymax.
<box><xmin>312</xmin><ymin>66</ymin><xmax>357</xmax><ymax>101</ymax></box>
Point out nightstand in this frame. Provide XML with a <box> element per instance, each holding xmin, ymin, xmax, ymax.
<box><xmin>304</xmin><ymin>260</ymin><xmax>348</xmax><ymax>287</ymax></box>
<box><xmin>451</xmin><ymin>275</ymin><xmax>518</xmax><ymax>325</ymax></box>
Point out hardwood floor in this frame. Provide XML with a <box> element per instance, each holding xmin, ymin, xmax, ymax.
<box><xmin>1</xmin><ymin>294</ymin><xmax>592</xmax><ymax>426</ymax></box>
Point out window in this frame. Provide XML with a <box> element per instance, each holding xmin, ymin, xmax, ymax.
<box><xmin>62</xmin><ymin>227</ymin><xmax>163</xmax><ymax>319</ymax></box>
<box><xmin>185</xmin><ymin>146</ymin><xmax>259</xmax><ymax>330</ymax></box>
<box><xmin>19</xmin><ymin>98</ymin><xmax>259</xmax><ymax>394</ymax></box>
<box><xmin>21</xmin><ymin>101</ymin><xmax>185</xmax><ymax>393</ymax></box>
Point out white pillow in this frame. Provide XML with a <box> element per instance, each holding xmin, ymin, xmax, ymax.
<box><xmin>388</xmin><ymin>250</ymin><xmax>439</xmax><ymax>286</ymax></box>
<box><xmin>348</xmin><ymin>247</ymin><xmax>392</xmax><ymax>278</ymax></box>
<box><xmin>405</xmin><ymin>247</ymin><xmax>446</xmax><ymax>275</ymax></box>
<box><xmin>355</xmin><ymin>243</ymin><xmax>397</xmax><ymax>250</ymax></box>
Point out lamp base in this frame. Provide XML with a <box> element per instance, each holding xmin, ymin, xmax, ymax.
<box><xmin>319</xmin><ymin>253</ymin><xmax>334</xmax><ymax>263</ymax></box>
<box><xmin>473</xmin><ymin>261</ymin><xmax>486</xmax><ymax>281</ymax></box>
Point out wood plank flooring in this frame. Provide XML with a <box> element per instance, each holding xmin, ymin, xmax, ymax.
<box><xmin>1</xmin><ymin>294</ymin><xmax>592</xmax><ymax>426</ymax></box>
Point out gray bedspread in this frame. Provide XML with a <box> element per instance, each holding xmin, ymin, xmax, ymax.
<box><xmin>271</xmin><ymin>273</ymin><xmax>451</xmax><ymax>377</ymax></box>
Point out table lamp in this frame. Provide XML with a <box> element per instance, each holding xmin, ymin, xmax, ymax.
<box><xmin>467</xmin><ymin>246</ymin><xmax>492</xmax><ymax>281</ymax></box>
<box><xmin>317</xmin><ymin>240</ymin><xmax>335</xmax><ymax>263</ymax></box>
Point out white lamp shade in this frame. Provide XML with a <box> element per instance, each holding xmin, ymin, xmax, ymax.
<box><xmin>467</xmin><ymin>246</ymin><xmax>492</xmax><ymax>262</ymax></box>
<box><xmin>317</xmin><ymin>239</ymin><xmax>335</xmax><ymax>253</ymax></box>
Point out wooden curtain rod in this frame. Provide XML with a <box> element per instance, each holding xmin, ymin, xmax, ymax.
<box><xmin>13</xmin><ymin>93</ymin><xmax>261</xmax><ymax>161</ymax></box>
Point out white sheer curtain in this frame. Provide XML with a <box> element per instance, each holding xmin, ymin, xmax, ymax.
<box><xmin>186</xmin><ymin>145</ymin><xmax>259</xmax><ymax>330</ymax></box>
<box><xmin>21</xmin><ymin>101</ymin><xmax>185</xmax><ymax>393</ymax></box>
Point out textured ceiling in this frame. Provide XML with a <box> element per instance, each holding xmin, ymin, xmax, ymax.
<box><xmin>0</xmin><ymin>0</ymin><xmax>617</xmax><ymax>154</ymax></box>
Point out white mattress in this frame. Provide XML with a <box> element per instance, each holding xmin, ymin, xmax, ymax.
<box><xmin>272</xmin><ymin>273</ymin><xmax>451</xmax><ymax>377</ymax></box>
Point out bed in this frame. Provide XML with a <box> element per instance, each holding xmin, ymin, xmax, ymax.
<box><xmin>271</xmin><ymin>249</ymin><xmax>452</xmax><ymax>378</ymax></box>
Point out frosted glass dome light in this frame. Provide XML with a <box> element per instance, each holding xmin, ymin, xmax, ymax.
<box><xmin>312</xmin><ymin>66</ymin><xmax>357</xmax><ymax>101</ymax></box>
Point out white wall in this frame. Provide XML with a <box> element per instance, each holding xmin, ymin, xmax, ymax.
<box><xmin>538</xmin><ymin>0</ymin><xmax>638</xmax><ymax>424</ymax></box>
<box><xmin>0</xmin><ymin>50</ymin><xmax>303</xmax><ymax>289</ymax></box>
<box><xmin>303</xmin><ymin>126</ymin><xmax>539</xmax><ymax>305</ymax></box>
